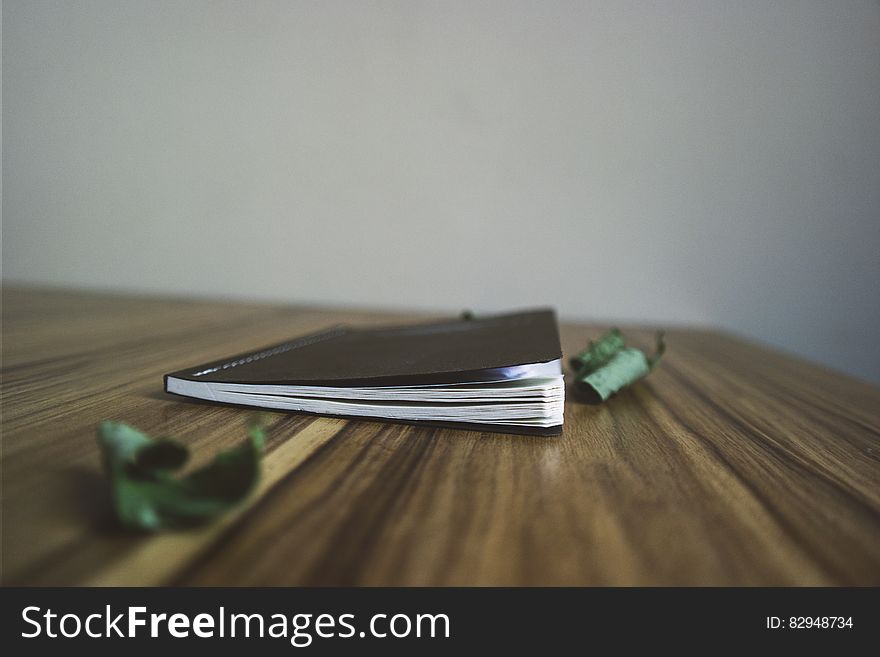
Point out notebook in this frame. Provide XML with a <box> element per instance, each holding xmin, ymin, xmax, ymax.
<box><xmin>164</xmin><ymin>309</ymin><xmax>564</xmax><ymax>436</ymax></box>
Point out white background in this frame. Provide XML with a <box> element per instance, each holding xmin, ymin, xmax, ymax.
<box><xmin>3</xmin><ymin>1</ymin><xmax>879</xmax><ymax>383</ymax></box>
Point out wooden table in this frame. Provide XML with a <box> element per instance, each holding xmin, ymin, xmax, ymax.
<box><xmin>2</xmin><ymin>287</ymin><xmax>878</xmax><ymax>586</ymax></box>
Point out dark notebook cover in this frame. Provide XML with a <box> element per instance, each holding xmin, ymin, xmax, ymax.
<box><xmin>165</xmin><ymin>309</ymin><xmax>563</xmax><ymax>435</ymax></box>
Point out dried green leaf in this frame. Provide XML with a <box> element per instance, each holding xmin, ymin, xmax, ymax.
<box><xmin>648</xmin><ymin>331</ymin><xmax>666</xmax><ymax>369</ymax></box>
<box><xmin>573</xmin><ymin>331</ymin><xmax>666</xmax><ymax>404</ymax></box>
<box><xmin>97</xmin><ymin>419</ymin><xmax>264</xmax><ymax>531</ymax></box>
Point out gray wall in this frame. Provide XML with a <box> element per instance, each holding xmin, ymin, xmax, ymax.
<box><xmin>3</xmin><ymin>1</ymin><xmax>879</xmax><ymax>383</ymax></box>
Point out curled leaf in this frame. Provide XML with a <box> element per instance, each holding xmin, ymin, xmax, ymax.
<box><xmin>572</xmin><ymin>330</ymin><xmax>665</xmax><ymax>404</ymax></box>
<box><xmin>648</xmin><ymin>331</ymin><xmax>666</xmax><ymax>369</ymax></box>
<box><xmin>97</xmin><ymin>419</ymin><xmax>265</xmax><ymax>531</ymax></box>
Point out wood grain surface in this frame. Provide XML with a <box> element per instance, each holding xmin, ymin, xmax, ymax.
<box><xmin>2</xmin><ymin>286</ymin><xmax>879</xmax><ymax>586</ymax></box>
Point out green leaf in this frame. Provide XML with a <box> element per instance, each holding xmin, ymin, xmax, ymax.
<box><xmin>647</xmin><ymin>331</ymin><xmax>666</xmax><ymax>369</ymax></box>
<box><xmin>97</xmin><ymin>419</ymin><xmax>265</xmax><ymax>531</ymax></box>
<box><xmin>572</xmin><ymin>330</ymin><xmax>665</xmax><ymax>404</ymax></box>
